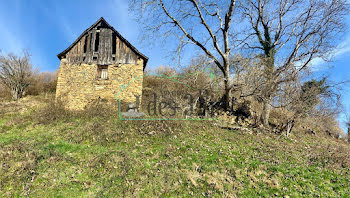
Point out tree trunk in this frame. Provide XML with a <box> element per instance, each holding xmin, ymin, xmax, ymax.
<box><xmin>286</xmin><ymin>119</ymin><xmax>295</xmax><ymax>136</ymax></box>
<box><xmin>260</xmin><ymin>55</ymin><xmax>275</xmax><ymax>127</ymax></box>
<box><xmin>224</xmin><ymin>79</ymin><xmax>230</xmax><ymax>110</ymax></box>
<box><xmin>11</xmin><ymin>86</ymin><xmax>24</xmax><ymax>101</ymax></box>
<box><xmin>261</xmin><ymin>98</ymin><xmax>271</xmax><ymax>126</ymax></box>
<box><xmin>223</xmin><ymin>63</ymin><xmax>230</xmax><ymax>110</ymax></box>
<box><xmin>11</xmin><ymin>88</ymin><xmax>19</xmax><ymax>100</ymax></box>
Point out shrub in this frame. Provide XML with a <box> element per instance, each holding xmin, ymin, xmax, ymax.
<box><xmin>0</xmin><ymin>83</ymin><xmax>11</xmax><ymax>101</ymax></box>
<box><xmin>26</xmin><ymin>71</ymin><xmax>58</xmax><ymax>96</ymax></box>
<box><xmin>34</xmin><ymin>96</ymin><xmax>116</xmax><ymax>125</ymax></box>
<box><xmin>34</xmin><ymin>98</ymin><xmax>73</xmax><ymax>124</ymax></box>
<box><xmin>141</xmin><ymin>65</ymin><xmax>221</xmax><ymax>118</ymax></box>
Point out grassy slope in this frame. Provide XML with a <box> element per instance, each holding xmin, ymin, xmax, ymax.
<box><xmin>0</xmin><ymin>96</ymin><xmax>349</xmax><ymax>197</ymax></box>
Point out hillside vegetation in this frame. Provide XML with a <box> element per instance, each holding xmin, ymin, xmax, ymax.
<box><xmin>0</xmin><ymin>95</ymin><xmax>349</xmax><ymax>197</ymax></box>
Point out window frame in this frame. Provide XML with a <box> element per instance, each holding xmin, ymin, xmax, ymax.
<box><xmin>97</xmin><ymin>65</ymin><xmax>109</xmax><ymax>80</ymax></box>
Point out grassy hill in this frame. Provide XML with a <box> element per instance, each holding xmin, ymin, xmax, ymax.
<box><xmin>0</xmin><ymin>95</ymin><xmax>349</xmax><ymax>197</ymax></box>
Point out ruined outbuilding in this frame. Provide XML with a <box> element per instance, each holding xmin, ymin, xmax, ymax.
<box><xmin>56</xmin><ymin>17</ymin><xmax>148</xmax><ymax>110</ymax></box>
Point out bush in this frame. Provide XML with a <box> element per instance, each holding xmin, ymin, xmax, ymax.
<box><xmin>34</xmin><ymin>97</ymin><xmax>116</xmax><ymax>125</ymax></box>
<box><xmin>26</xmin><ymin>71</ymin><xmax>58</xmax><ymax>96</ymax></box>
<box><xmin>0</xmin><ymin>83</ymin><xmax>11</xmax><ymax>101</ymax></box>
<box><xmin>34</xmin><ymin>98</ymin><xmax>73</xmax><ymax>124</ymax></box>
<box><xmin>141</xmin><ymin>65</ymin><xmax>221</xmax><ymax>118</ymax></box>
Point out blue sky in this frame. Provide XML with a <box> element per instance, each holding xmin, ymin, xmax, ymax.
<box><xmin>0</xmin><ymin>0</ymin><xmax>172</xmax><ymax>71</ymax></box>
<box><xmin>0</xmin><ymin>0</ymin><xmax>349</xmax><ymax>128</ymax></box>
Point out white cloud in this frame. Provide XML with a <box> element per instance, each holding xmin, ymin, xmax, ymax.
<box><xmin>310</xmin><ymin>36</ymin><xmax>350</xmax><ymax>71</ymax></box>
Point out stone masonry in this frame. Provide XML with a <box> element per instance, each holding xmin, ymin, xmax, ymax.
<box><xmin>55</xmin><ymin>17</ymin><xmax>148</xmax><ymax>110</ymax></box>
<box><xmin>56</xmin><ymin>59</ymin><xmax>144</xmax><ymax>110</ymax></box>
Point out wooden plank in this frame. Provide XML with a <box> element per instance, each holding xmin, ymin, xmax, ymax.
<box><xmin>120</xmin><ymin>41</ymin><xmax>126</xmax><ymax>63</ymax></box>
<box><xmin>91</xmin><ymin>29</ymin><xmax>96</xmax><ymax>64</ymax></box>
<box><xmin>115</xmin><ymin>36</ymin><xmax>120</xmax><ymax>64</ymax></box>
<box><xmin>107</xmin><ymin>29</ymin><xmax>112</xmax><ymax>64</ymax></box>
<box><xmin>125</xmin><ymin>46</ymin><xmax>129</xmax><ymax>63</ymax></box>
<box><xmin>87</xmin><ymin>32</ymin><xmax>91</xmax><ymax>63</ymax></box>
<box><xmin>80</xmin><ymin>37</ymin><xmax>84</xmax><ymax>63</ymax></box>
<box><xmin>61</xmin><ymin>26</ymin><xmax>141</xmax><ymax>66</ymax></box>
<box><xmin>76</xmin><ymin>44</ymin><xmax>78</xmax><ymax>64</ymax></box>
<box><xmin>106</xmin><ymin>30</ymin><xmax>109</xmax><ymax>64</ymax></box>
<box><xmin>78</xmin><ymin>40</ymin><xmax>81</xmax><ymax>63</ymax></box>
<box><xmin>98</xmin><ymin>28</ymin><xmax>105</xmax><ymax>65</ymax></box>
<box><xmin>102</xmin><ymin>28</ymin><xmax>106</xmax><ymax>65</ymax></box>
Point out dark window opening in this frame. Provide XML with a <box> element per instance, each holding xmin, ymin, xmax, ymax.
<box><xmin>95</xmin><ymin>32</ymin><xmax>100</xmax><ymax>52</ymax></box>
<box><xmin>83</xmin><ymin>35</ymin><xmax>88</xmax><ymax>53</ymax></box>
<box><xmin>93</xmin><ymin>56</ymin><xmax>97</xmax><ymax>61</ymax></box>
<box><xmin>112</xmin><ymin>57</ymin><xmax>115</xmax><ymax>61</ymax></box>
<box><xmin>112</xmin><ymin>35</ymin><xmax>116</xmax><ymax>55</ymax></box>
<box><xmin>97</xmin><ymin>65</ymin><xmax>108</xmax><ymax>80</ymax></box>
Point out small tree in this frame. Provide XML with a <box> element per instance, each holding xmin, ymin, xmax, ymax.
<box><xmin>299</xmin><ymin>78</ymin><xmax>328</xmax><ymax>114</ymax></box>
<box><xmin>0</xmin><ymin>51</ymin><xmax>33</xmax><ymax>100</ymax></box>
<box><xmin>346</xmin><ymin>107</ymin><xmax>350</xmax><ymax>142</ymax></box>
<box><xmin>347</xmin><ymin>124</ymin><xmax>350</xmax><ymax>143</ymax></box>
<box><xmin>239</xmin><ymin>0</ymin><xmax>349</xmax><ymax>126</ymax></box>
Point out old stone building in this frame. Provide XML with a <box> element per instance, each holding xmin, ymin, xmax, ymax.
<box><xmin>56</xmin><ymin>17</ymin><xmax>148</xmax><ymax>110</ymax></box>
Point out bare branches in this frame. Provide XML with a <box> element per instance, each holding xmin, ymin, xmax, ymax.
<box><xmin>241</xmin><ymin>0</ymin><xmax>348</xmax><ymax>63</ymax></box>
<box><xmin>189</xmin><ymin>0</ymin><xmax>226</xmax><ymax>63</ymax></box>
<box><xmin>131</xmin><ymin>0</ymin><xmax>239</xmax><ymax>70</ymax></box>
<box><xmin>131</xmin><ymin>0</ymin><xmax>240</xmax><ymax>108</ymax></box>
<box><xmin>238</xmin><ymin>0</ymin><xmax>349</xmax><ymax>124</ymax></box>
<box><xmin>0</xmin><ymin>51</ymin><xmax>33</xmax><ymax>100</ymax></box>
<box><xmin>130</xmin><ymin>0</ymin><xmax>349</xmax><ymax>115</ymax></box>
<box><xmin>223</xmin><ymin>0</ymin><xmax>236</xmax><ymax>54</ymax></box>
<box><xmin>158</xmin><ymin>0</ymin><xmax>224</xmax><ymax>72</ymax></box>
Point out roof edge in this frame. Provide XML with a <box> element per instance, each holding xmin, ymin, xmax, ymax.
<box><xmin>57</xmin><ymin>17</ymin><xmax>148</xmax><ymax>68</ymax></box>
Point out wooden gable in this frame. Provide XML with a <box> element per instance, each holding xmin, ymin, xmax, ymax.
<box><xmin>57</xmin><ymin>17</ymin><xmax>148</xmax><ymax>69</ymax></box>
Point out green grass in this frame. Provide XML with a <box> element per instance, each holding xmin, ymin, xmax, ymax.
<box><xmin>0</xmin><ymin>100</ymin><xmax>349</xmax><ymax>197</ymax></box>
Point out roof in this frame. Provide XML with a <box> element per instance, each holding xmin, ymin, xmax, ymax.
<box><xmin>57</xmin><ymin>17</ymin><xmax>148</xmax><ymax>67</ymax></box>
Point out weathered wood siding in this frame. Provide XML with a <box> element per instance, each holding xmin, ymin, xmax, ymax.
<box><xmin>64</xmin><ymin>22</ymin><xmax>139</xmax><ymax>65</ymax></box>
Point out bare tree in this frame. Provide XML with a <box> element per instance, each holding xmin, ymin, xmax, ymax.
<box><xmin>130</xmin><ymin>0</ymin><xmax>237</xmax><ymax>109</ymax></box>
<box><xmin>0</xmin><ymin>51</ymin><xmax>33</xmax><ymax>100</ymax></box>
<box><xmin>277</xmin><ymin>77</ymin><xmax>343</xmax><ymax>136</ymax></box>
<box><xmin>345</xmin><ymin>106</ymin><xmax>350</xmax><ymax>142</ymax></box>
<box><xmin>239</xmin><ymin>0</ymin><xmax>349</xmax><ymax>126</ymax></box>
<box><xmin>348</xmin><ymin>119</ymin><xmax>350</xmax><ymax>143</ymax></box>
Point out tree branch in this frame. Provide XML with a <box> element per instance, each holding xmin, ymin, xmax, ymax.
<box><xmin>159</xmin><ymin>0</ymin><xmax>224</xmax><ymax>72</ymax></box>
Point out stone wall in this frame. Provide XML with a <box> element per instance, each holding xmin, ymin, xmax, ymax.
<box><xmin>55</xmin><ymin>58</ymin><xmax>144</xmax><ymax>110</ymax></box>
